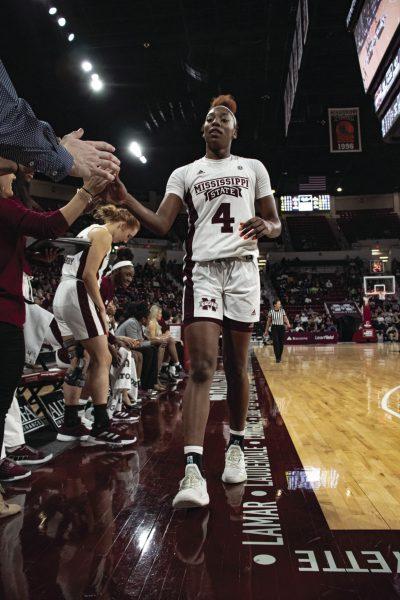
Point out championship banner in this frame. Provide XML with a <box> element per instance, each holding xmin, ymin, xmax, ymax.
<box><xmin>325</xmin><ymin>301</ymin><xmax>361</xmax><ymax>318</ymax></box>
<box><xmin>285</xmin><ymin>332</ymin><xmax>338</xmax><ymax>345</ymax></box>
<box><xmin>328</xmin><ymin>107</ymin><xmax>362</xmax><ymax>153</ymax></box>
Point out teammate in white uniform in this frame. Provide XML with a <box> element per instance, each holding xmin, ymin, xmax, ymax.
<box><xmin>105</xmin><ymin>95</ymin><xmax>281</xmax><ymax>505</ymax></box>
<box><xmin>53</xmin><ymin>204</ymin><xmax>140</xmax><ymax>446</ymax></box>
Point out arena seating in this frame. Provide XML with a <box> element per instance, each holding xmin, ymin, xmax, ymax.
<box><xmin>286</xmin><ymin>216</ymin><xmax>340</xmax><ymax>251</ymax></box>
<box><xmin>268</xmin><ymin>258</ymin><xmax>365</xmax><ymax>330</ymax></box>
<box><xmin>337</xmin><ymin>210</ymin><xmax>400</xmax><ymax>243</ymax></box>
<box><xmin>30</xmin><ymin>259</ymin><xmax>184</xmax><ymax>321</ymax></box>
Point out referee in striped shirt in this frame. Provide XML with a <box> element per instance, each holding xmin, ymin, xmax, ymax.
<box><xmin>265</xmin><ymin>299</ymin><xmax>291</xmax><ymax>363</ymax></box>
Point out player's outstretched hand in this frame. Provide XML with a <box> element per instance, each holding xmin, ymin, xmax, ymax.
<box><xmin>104</xmin><ymin>176</ymin><xmax>128</xmax><ymax>205</ymax></box>
<box><xmin>239</xmin><ymin>217</ymin><xmax>275</xmax><ymax>240</ymax></box>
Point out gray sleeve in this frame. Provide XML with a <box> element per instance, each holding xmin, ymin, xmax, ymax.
<box><xmin>116</xmin><ymin>319</ymin><xmax>151</xmax><ymax>345</ymax></box>
<box><xmin>115</xmin><ymin>322</ymin><xmax>126</xmax><ymax>336</ymax></box>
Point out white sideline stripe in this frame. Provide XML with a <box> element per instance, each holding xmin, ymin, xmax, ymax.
<box><xmin>381</xmin><ymin>385</ymin><xmax>400</xmax><ymax>419</ymax></box>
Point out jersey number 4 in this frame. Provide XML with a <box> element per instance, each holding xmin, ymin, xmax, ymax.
<box><xmin>211</xmin><ymin>203</ymin><xmax>235</xmax><ymax>233</ymax></box>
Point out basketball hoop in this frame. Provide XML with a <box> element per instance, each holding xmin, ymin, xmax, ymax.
<box><xmin>368</xmin><ymin>290</ymin><xmax>386</xmax><ymax>302</ymax></box>
<box><xmin>363</xmin><ymin>276</ymin><xmax>395</xmax><ymax>302</ymax></box>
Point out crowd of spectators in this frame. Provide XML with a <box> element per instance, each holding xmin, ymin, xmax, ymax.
<box><xmin>368</xmin><ymin>296</ymin><xmax>400</xmax><ymax>341</ymax></box>
<box><xmin>268</xmin><ymin>256</ymin><xmax>400</xmax><ymax>339</ymax></box>
<box><xmin>29</xmin><ymin>256</ymin><xmax>184</xmax><ymax>325</ymax></box>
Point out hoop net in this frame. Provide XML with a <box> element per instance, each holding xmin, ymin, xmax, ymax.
<box><xmin>366</xmin><ymin>290</ymin><xmax>387</xmax><ymax>302</ymax></box>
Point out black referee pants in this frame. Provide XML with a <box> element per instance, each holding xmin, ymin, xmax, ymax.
<box><xmin>270</xmin><ymin>325</ymin><xmax>285</xmax><ymax>361</ymax></box>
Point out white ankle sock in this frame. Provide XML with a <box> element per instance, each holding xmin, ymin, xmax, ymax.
<box><xmin>230</xmin><ymin>428</ymin><xmax>245</xmax><ymax>436</ymax></box>
<box><xmin>184</xmin><ymin>445</ymin><xmax>203</xmax><ymax>455</ymax></box>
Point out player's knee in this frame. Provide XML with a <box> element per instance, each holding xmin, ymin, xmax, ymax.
<box><xmin>191</xmin><ymin>358</ymin><xmax>214</xmax><ymax>383</ymax></box>
<box><xmin>91</xmin><ymin>349</ymin><xmax>112</xmax><ymax>369</ymax></box>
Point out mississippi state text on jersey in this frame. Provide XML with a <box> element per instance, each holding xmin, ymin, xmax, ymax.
<box><xmin>165</xmin><ymin>155</ymin><xmax>272</xmax><ymax>262</ymax></box>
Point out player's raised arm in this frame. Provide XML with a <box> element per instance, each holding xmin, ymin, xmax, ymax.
<box><xmin>106</xmin><ymin>177</ymin><xmax>183</xmax><ymax>236</ymax></box>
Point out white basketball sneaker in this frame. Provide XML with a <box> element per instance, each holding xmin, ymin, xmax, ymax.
<box><xmin>172</xmin><ymin>464</ymin><xmax>210</xmax><ymax>509</ymax></box>
<box><xmin>222</xmin><ymin>444</ymin><xmax>247</xmax><ymax>484</ymax></box>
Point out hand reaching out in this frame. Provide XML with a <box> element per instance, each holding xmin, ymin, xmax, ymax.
<box><xmin>61</xmin><ymin>129</ymin><xmax>120</xmax><ymax>182</ymax></box>
<box><xmin>83</xmin><ymin>173</ymin><xmax>111</xmax><ymax>197</ymax></box>
<box><xmin>104</xmin><ymin>176</ymin><xmax>128</xmax><ymax>205</ymax></box>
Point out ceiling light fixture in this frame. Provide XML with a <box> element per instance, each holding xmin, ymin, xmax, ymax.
<box><xmin>90</xmin><ymin>78</ymin><xmax>104</xmax><ymax>92</ymax></box>
<box><xmin>49</xmin><ymin>7</ymin><xmax>57</xmax><ymax>15</ymax></box>
<box><xmin>68</xmin><ymin>33</ymin><xmax>75</xmax><ymax>42</ymax></box>
<box><xmin>81</xmin><ymin>60</ymin><xmax>93</xmax><ymax>72</ymax></box>
<box><xmin>129</xmin><ymin>141</ymin><xmax>142</xmax><ymax>157</ymax></box>
<box><xmin>140</xmin><ymin>156</ymin><xmax>147</xmax><ymax>164</ymax></box>
<box><xmin>58</xmin><ymin>17</ymin><xmax>66</xmax><ymax>27</ymax></box>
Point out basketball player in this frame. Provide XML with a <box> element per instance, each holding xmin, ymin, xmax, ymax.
<box><xmin>53</xmin><ymin>204</ymin><xmax>140</xmax><ymax>446</ymax></box>
<box><xmin>106</xmin><ymin>95</ymin><xmax>281</xmax><ymax>506</ymax></box>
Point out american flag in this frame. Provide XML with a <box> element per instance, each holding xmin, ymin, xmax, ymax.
<box><xmin>298</xmin><ymin>176</ymin><xmax>327</xmax><ymax>192</ymax></box>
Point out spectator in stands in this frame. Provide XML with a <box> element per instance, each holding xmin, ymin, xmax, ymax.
<box><xmin>300</xmin><ymin>312</ymin><xmax>309</xmax><ymax>327</ymax></box>
<box><xmin>386</xmin><ymin>325</ymin><xmax>399</xmax><ymax>342</ymax></box>
<box><xmin>0</xmin><ymin>60</ymin><xmax>120</xmax><ymax>182</ymax></box>
<box><xmin>116</xmin><ymin>303</ymin><xmax>165</xmax><ymax>393</ymax></box>
<box><xmin>292</xmin><ymin>314</ymin><xmax>300</xmax><ymax>328</ymax></box>
<box><xmin>324</xmin><ymin>318</ymin><xmax>337</xmax><ymax>333</ymax></box>
<box><xmin>325</xmin><ymin>279</ymin><xmax>333</xmax><ymax>289</ymax></box>
<box><xmin>372</xmin><ymin>312</ymin><xmax>386</xmax><ymax>333</ymax></box>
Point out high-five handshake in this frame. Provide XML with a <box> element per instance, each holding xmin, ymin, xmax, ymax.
<box><xmin>60</xmin><ymin>128</ymin><xmax>120</xmax><ymax>182</ymax></box>
<box><xmin>0</xmin><ymin>60</ymin><xmax>120</xmax><ymax>184</ymax></box>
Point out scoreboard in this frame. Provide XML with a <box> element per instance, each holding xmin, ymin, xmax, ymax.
<box><xmin>353</xmin><ymin>0</ymin><xmax>400</xmax><ymax>92</ymax></box>
<box><xmin>348</xmin><ymin>0</ymin><xmax>400</xmax><ymax>142</ymax></box>
<box><xmin>370</xmin><ymin>259</ymin><xmax>385</xmax><ymax>273</ymax></box>
<box><xmin>280</xmin><ymin>195</ymin><xmax>331</xmax><ymax>213</ymax></box>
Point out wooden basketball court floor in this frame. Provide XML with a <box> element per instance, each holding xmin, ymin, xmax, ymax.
<box><xmin>1</xmin><ymin>343</ymin><xmax>400</xmax><ymax>599</ymax></box>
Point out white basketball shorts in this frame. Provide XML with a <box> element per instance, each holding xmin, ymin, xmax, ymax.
<box><xmin>183</xmin><ymin>256</ymin><xmax>260</xmax><ymax>329</ymax></box>
<box><xmin>53</xmin><ymin>280</ymin><xmax>106</xmax><ymax>341</ymax></box>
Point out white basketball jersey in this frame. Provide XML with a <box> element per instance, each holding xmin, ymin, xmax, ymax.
<box><xmin>165</xmin><ymin>155</ymin><xmax>273</xmax><ymax>262</ymax></box>
<box><xmin>61</xmin><ymin>224</ymin><xmax>110</xmax><ymax>285</ymax></box>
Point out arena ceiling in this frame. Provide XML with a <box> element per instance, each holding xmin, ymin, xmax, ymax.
<box><xmin>3</xmin><ymin>0</ymin><xmax>400</xmax><ymax>198</ymax></box>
